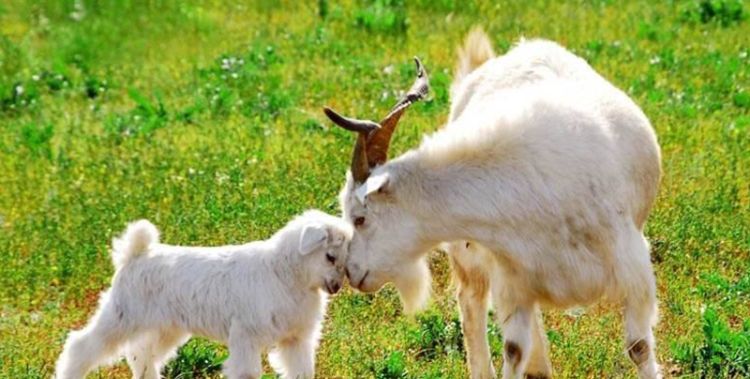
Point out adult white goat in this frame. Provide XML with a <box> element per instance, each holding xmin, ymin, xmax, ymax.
<box><xmin>323</xmin><ymin>28</ymin><xmax>661</xmax><ymax>379</ymax></box>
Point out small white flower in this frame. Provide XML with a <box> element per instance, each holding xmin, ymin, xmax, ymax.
<box><xmin>649</xmin><ymin>56</ymin><xmax>661</xmax><ymax>65</ymax></box>
<box><xmin>215</xmin><ymin>173</ymin><xmax>229</xmax><ymax>184</ymax></box>
<box><xmin>14</xmin><ymin>85</ymin><xmax>23</xmax><ymax>96</ymax></box>
<box><xmin>564</xmin><ymin>307</ymin><xmax>585</xmax><ymax>318</ymax></box>
<box><xmin>32</xmin><ymin>75</ymin><xmax>40</xmax><ymax>81</ymax></box>
<box><xmin>39</xmin><ymin>15</ymin><xmax>50</xmax><ymax>28</ymax></box>
<box><xmin>70</xmin><ymin>1</ymin><xmax>86</xmax><ymax>21</ymax></box>
<box><xmin>383</xmin><ymin>65</ymin><xmax>394</xmax><ymax>75</ymax></box>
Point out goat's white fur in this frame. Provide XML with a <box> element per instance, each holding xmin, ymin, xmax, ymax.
<box><xmin>55</xmin><ymin>210</ymin><xmax>352</xmax><ymax>379</ymax></box>
<box><xmin>340</xmin><ymin>29</ymin><xmax>661</xmax><ymax>379</ymax></box>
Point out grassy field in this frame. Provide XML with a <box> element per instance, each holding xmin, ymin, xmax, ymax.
<box><xmin>1</xmin><ymin>0</ymin><xmax>749</xmax><ymax>378</ymax></box>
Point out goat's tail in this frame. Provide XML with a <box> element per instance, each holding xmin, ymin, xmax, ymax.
<box><xmin>111</xmin><ymin>219</ymin><xmax>159</xmax><ymax>270</ymax></box>
<box><xmin>454</xmin><ymin>26</ymin><xmax>495</xmax><ymax>87</ymax></box>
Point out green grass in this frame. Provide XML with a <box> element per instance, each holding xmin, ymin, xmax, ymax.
<box><xmin>1</xmin><ymin>0</ymin><xmax>749</xmax><ymax>377</ymax></box>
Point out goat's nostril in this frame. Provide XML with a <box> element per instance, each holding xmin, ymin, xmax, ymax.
<box><xmin>345</xmin><ymin>267</ymin><xmax>351</xmax><ymax>279</ymax></box>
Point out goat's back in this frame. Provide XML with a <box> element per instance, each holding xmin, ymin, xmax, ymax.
<box><xmin>447</xmin><ymin>37</ymin><xmax>661</xmax><ymax>230</ymax></box>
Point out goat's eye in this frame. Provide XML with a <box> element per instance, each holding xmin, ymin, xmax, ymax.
<box><xmin>326</xmin><ymin>253</ymin><xmax>336</xmax><ymax>264</ymax></box>
<box><xmin>354</xmin><ymin>217</ymin><xmax>366</xmax><ymax>227</ymax></box>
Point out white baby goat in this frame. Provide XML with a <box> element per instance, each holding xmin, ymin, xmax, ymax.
<box><xmin>55</xmin><ymin>210</ymin><xmax>352</xmax><ymax>379</ymax></box>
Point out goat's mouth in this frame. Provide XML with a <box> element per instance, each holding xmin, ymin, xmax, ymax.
<box><xmin>325</xmin><ymin>280</ymin><xmax>341</xmax><ymax>295</ymax></box>
<box><xmin>355</xmin><ymin>270</ymin><xmax>370</xmax><ymax>291</ymax></box>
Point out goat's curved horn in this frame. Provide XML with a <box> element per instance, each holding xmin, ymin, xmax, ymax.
<box><xmin>323</xmin><ymin>106</ymin><xmax>379</xmax><ymax>183</ymax></box>
<box><xmin>323</xmin><ymin>107</ymin><xmax>381</xmax><ymax>134</ymax></box>
<box><xmin>367</xmin><ymin>57</ymin><xmax>430</xmax><ymax>166</ymax></box>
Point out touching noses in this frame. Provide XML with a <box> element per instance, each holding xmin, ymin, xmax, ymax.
<box><xmin>345</xmin><ymin>262</ymin><xmax>368</xmax><ymax>290</ymax></box>
<box><xmin>330</xmin><ymin>281</ymin><xmax>341</xmax><ymax>294</ymax></box>
<box><xmin>345</xmin><ymin>263</ymin><xmax>360</xmax><ymax>281</ymax></box>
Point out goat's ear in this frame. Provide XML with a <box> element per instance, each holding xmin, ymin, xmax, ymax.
<box><xmin>299</xmin><ymin>223</ymin><xmax>329</xmax><ymax>255</ymax></box>
<box><xmin>355</xmin><ymin>172</ymin><xmax>391</xmax><ymax>204</ymax></box>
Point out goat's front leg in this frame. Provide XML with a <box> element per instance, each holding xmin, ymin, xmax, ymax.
<box><xmin>450</xmin><ymin>244</ymin><xmax>496</xmax><ymax>379</ymax></box>
<box><xmin>270</xmin><ymin>334</ymin><xmax>315</xmax><ymax>379</ymax></box>
<box><xmin>496</xmin><ymin>303</ymin><xmax>534</xmax><ymax>379</ymax></box>
<box><xmin>524</xmin><ymin>306</ymin><xmax>552</xmax><ymax>379</ymax></box>
<box><xmin>224</xmin><ymin>326</ymin><xmax>262</xmax><ymax>379</ymax></box>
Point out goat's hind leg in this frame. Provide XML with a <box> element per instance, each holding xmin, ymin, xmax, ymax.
<box><xmin>55</xmin><ymin>295</ymin><xmax>130</xmax><ymax>379</ymax></box>
<box><xmin>619</xmin><ymin>232</ymin><xmax>661</xmax><ymax>379</ymax></box>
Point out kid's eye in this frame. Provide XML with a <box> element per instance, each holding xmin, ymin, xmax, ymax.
<box><xmin>326</xmin><ymin>253</ymin><xmax>336</xmax><ymax>264</ymax></box>
<box><xmin>354</xmin><ymin>217</ymin><xmax>365</xmax><ymax>227</ymax></box>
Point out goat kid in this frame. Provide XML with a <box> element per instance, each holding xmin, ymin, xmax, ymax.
<box><xmin>55</xmin><ymin>210</ymin><xmax>352</xmax><ymax>379</ymax></box>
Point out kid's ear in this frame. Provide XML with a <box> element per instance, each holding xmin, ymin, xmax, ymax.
<box><xmin>355</xmin><ymin>172</ymin><xmax>390</xmax><ymax>204</ymax></box>
<box><xmin>299</xmin><ymin>223</ymin><xmax>329</xmax><ymax>255</ymax></box>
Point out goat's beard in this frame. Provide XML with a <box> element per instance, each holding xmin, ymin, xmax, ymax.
<box><xmin>392</xmin><ymin>257</ymin><xmax>432</xmax><ymax>314</ymax></box>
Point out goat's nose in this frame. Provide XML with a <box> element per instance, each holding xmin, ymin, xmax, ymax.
<box><xmin>346</xmin><ymin>263</ymin><xmax>360</xmax><ymax>280</ymax></box>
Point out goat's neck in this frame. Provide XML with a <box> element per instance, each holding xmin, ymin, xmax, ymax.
<box><xmin>390</xmin><ymin>152</ymin><xmax>514</xmax><ymax>246</ymax></box>
<box><xmin>256</xmin><ymin>234</ymin><xmax>314</xmax><ymax>290</ymax></box>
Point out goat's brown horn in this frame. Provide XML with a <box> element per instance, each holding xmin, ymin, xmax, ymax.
<box><xmin>366</xmin><ymin>56</ymin><xmax>430</xmax><ymax>166</ymax></box>
<box><xmin>323</xmin><ymin>107</ymin><xmax>381</xmax><ymax>134</ymax></box>
<box><xmin>323</xmin><ymin>106</ymin><xmax>379</xmax><ymax>183</ymax></box>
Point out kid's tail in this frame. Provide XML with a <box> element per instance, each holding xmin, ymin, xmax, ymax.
<box><xmin>111</xmin><ymin>219</ymin><xmax>159</xmax><ymax>270</ymax></box>
<box><xmin>452</xmin><ymin>26</ymin><xmax>495</xmax><ymax>94</ymax></box>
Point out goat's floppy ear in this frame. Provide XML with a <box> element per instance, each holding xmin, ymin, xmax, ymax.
<box><xmin>355</xmin><ymin>172</ymin><xmax>390</xmax><ymax>204</ymax></box>
<box><xmin>299</xmin><ymin>223</ymin><xmax>329</xmax><ymax>255</ymax></box>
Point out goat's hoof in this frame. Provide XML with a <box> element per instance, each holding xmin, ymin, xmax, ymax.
<box><xmin>524</xmin><ymin>374</ymin><xmax>551</xmax><ymax>379</ymax></box>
